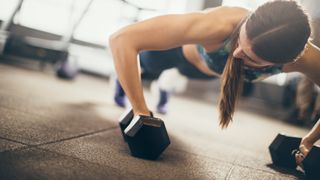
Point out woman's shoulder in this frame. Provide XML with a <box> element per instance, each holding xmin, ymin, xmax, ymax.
<box><xmin>203</xmin><ymin>6</ymin><xmax>250</xmax><ymax>25</ymax></box>
<box><xmin>196</xmin><ymin>6</ymin><xmax>250</xmax><ymax>44</ymax></box>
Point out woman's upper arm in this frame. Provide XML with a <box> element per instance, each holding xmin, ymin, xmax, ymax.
<box><xmin>110</xmin><ymin>7</ymin><xmax>234</xmax><ymax>51</ymax></box>
<box><xmin>284</xmin><ymin>41</ymin><xmax>320</xmax><ymax>87</ymax></box>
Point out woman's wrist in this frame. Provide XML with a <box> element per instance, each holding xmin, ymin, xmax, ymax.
<box><xmin>301</xmin><ymin>136</ymin><xmax>316</xmax><ymax>146</ymax></box>
<box><xmin>133</xmin><ymin>106</ymin><xmax>152</xmax><ymax>117</ymax></box>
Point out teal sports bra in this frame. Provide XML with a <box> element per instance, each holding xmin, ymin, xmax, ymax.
<box><xmin>196</xmin><ymin>39</ymin><xmax>283</xmax><ymax>82</ymax></box>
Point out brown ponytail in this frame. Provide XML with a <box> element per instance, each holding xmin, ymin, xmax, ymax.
<box><xmin>218</xmin><ymin>40</ymin><xmax>243</xmax><ymax>128</ymax></box>
<box><xmin>218</xmin><ymin>19</ymin><xmax>245</xmax><ymax>129</ymax></box>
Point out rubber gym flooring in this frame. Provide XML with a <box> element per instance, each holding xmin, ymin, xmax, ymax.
<box><xmin>0</xmin><ymin>60</ymin><xmax>310</xmax><ymax>180</ymax></box>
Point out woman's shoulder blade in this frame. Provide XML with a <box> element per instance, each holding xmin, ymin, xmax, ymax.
<box><xmin>196</xmin><ymin>7</ymin><xmax>249</xmax><ymax>44</ymax></box>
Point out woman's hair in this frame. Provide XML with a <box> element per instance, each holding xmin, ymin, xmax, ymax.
<box><xmin>247</xmin><ymin>0</ymin><xmax>311</xmax><ymax>63</ymax></box>
<box><xmin>219</xmin><ymin>20</ymin><xmax>244</xmax><ymax>129</ymax></box>
<box><xmin>219</xmin><ymin>0</ymin><xmax>311</xmax><ymax>128</ymax></box>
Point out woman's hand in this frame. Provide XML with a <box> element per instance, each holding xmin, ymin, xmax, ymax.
<box><xmin>295</xmin><ymin>120</ymin><xmax>320</xmax><ymax>169</ymax></box>
<box><xmin>295</xmin><ymin>137</ymin><xmax>314</xmax><ymax>168</ymax></box>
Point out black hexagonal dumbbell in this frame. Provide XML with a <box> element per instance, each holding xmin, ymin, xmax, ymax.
<box><xmin>119</xmin><ymin>109</ymin><xmax>170</xmax><ymax>160</ymax></box>
<box><xmin>269</xmin><ymin>133</ymin><xmax>320</xmax><ymax>179</ymax></box>
<box><xmin>119</xmin><ymin>108</ymin><xmax>134</xmax><ymax>142</ymax></box>
<box><xmin>303</xmin><ymin>147</ymin><xmax>320</xmax><ymax>179</ymax></box>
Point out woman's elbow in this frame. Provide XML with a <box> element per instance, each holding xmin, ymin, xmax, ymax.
<box><xmin>109</xmin><ymin>31</ymin><xmax>124</xmax><ymax>50</ymax></box>
<box><xmin>109</xmin><ymin>31</ymin><xmax>137</xmax><ymax>54</ymax></box>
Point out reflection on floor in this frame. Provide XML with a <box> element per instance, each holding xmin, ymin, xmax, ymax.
<box><xmin>0</xmin><ymin>61</ymin><xmax>309</xmax><ymax>179</ymax></box>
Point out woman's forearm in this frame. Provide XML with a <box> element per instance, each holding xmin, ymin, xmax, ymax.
<box><xmin>303</xmin><ymin>120</ymin><xmax>320</xmax><ymax>144</ymax></box>
<box><xmin>109</xmin><ymin>34</ymin><xmax>150</xmax><ymax>116</ymax></box>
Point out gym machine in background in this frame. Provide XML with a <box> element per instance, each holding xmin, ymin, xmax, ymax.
<box><xmin>118</xmin><ymin>0</ymin><xmax>158</xmax><ymax>23</ymax></box>
<box><xmin>1</xmin><ymin>0</ymin><xmax>94</xmax><ymax>80</ymax></box>
<box><xmin>0</xmin><ymin>0</ymin><xmax>23</xmax><ymax>55</ymax></box>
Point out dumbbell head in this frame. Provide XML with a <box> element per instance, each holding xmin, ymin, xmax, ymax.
<box><xmin>119</xmin><ymin>109</ymin><xmax>134</xmax><ymax>142</ymax></box>
<box><xmin>302</xmin><ymin>146</ymin><xmax>320</xmax><ymax>179</ymax></box>
<box><xmin>124</xmin><ymin>115</ymin><xmax>170</xmax><ymax>160</ymax></box>
<box><xmin>269</xmin><ymin>133</ymin><xmax>301</xmax><ymax>169</ymax></box>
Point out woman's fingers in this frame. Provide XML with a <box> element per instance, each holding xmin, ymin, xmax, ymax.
<box><xmin>295</xmin><ymin>151</ymin><xmax>305</xmax><ymax>168</ymax></box>
<box><xmin>295</xmin><ymin>142</ymin><xmax>312</xmax><ymax>170</ymax></box>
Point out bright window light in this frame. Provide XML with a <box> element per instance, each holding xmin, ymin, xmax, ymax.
<box><xmin>222</xmin><ymin>0</ymin><xmax>269</xmax><ymax>10</ymax></box>
<box><xmin>0</xmin><ymin>0</ymin><xmax>21</xmax><ymax>21</ymax></box>
<box><xmin>0</xmin><ymin>0</ymin><xmax>190</xmax><ymax>46</ymax></box>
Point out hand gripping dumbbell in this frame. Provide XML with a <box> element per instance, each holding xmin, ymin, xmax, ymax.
<box><xmin>118</xmin><ymin>109</ymin><xmax>170</xmax><ymax>160</ymax></box>
<box><xmin>269</xmin><ymin>133</ymin><xmax>320</xmax><ymax>179</ymax></box>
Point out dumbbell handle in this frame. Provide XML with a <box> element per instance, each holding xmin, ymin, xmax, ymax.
<box><xmin>291</xmin><ymin>149</ymin><xmax>302</xmax><ymax>157</ymax></box>
<box><xmin>124</xmin><ymin>115</ymin><xmax>163</xmax><ymax>136</ymax></box>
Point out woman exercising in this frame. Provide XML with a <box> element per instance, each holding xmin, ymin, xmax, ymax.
<box><xmin>109</xmin><ymin>0</ymin><xmax>320</xmax><ymax>170</ymax></box>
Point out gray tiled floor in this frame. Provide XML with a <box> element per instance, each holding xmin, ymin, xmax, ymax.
<box><xmin>41</xmin><ymin>130</ymin><xmax>232</xmax><ymax>180</ymax></box>
<box><xmin>0</xmin><ymin>139</ymin><xmax>25</xmax><ymax>153</ymax></box>
<box><xmin>0</xmin><ymin>62</ymin><xmax>309</xmax><ymax>179</ymax></box>
<box><xmin>0</xmin><ymin>148</ymin><xmax>145</xmax><ymax>180</ymax></box>
<box><xmin>227</xmin><ymin>166</ymin><xmax>298</xmax><ymax>180</ymax></box>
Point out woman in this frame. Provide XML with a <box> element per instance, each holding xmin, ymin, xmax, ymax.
<box><xmin>109</xmin><ymin>0</ymin><xmax>320</xmax><ymax>170</ymax></box>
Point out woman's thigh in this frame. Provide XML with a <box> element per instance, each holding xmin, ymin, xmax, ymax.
<box><xmin>177</xmin><ymin>61</ymin><xmax>216</xmax><ymax>80</ymax></box>
<box><xmin>139</xmin><ymin>48</ymin><xmax>182</xmax><ymax>80</ymax></box>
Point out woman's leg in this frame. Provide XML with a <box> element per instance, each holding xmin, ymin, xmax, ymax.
<box><xmin>156</xmin><ymin>68</ymin><xmax>188</xmax><ymax>114</ymax></box>
<box><xmin>114</xmin><ymin>79</ymin><xmax>126</xmax><ymax>107</ymax></box>
<box><xmin>113</xmin><ymin>48</ymin><xmax>181</xmax><ymax>108</ymax></box>
<box><xmin>153</xmin><ymin>48</ymin><xmax>216</xmax><ymax>114</ymax></box>
<box><xmin>157</xmin><ymin>89</ymin><xmax>169</xmax><ymax>114</ymax></box>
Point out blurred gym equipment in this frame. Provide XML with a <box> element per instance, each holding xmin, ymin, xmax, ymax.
<box><xmin>0</xmin><ymin>0</ymin><xmax>23</xmax><ymax>55</ymax></box>
<box><xmin>2</xmin><ymin>0</ymin><xmax>94</xmax><ymax>80</ymax></box>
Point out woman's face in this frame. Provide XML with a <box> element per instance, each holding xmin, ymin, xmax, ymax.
<box><xmin>233</xmin><ymin>23</ymin><xmax>274</xmax><ymax>68</ymax></box>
